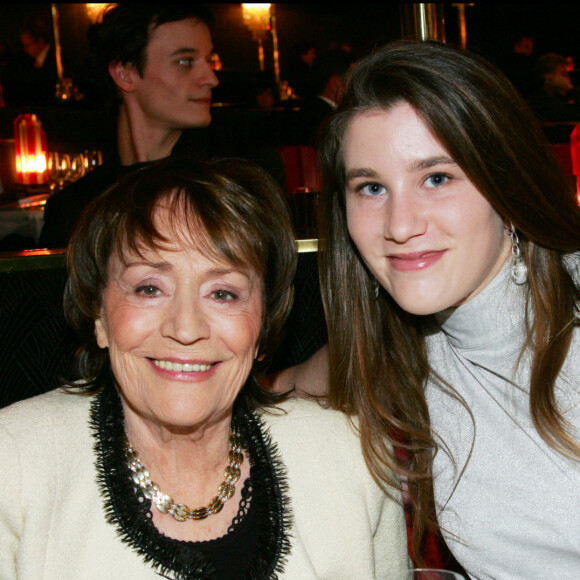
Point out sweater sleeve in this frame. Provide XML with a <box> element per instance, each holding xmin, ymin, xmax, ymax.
<box><xmin>372</xmin><ymin>481</ymin><xmax>412</xmax><ymax>578</ymax></box>
<box><xmin>342</xmin><ymin>415</ymin><xmax>411</xmax><ymax>577</ymax></box>
<box><xmin>0</xmin><ymin>422</ymin><xmax>23</xmax><ymax>578</ymax></box>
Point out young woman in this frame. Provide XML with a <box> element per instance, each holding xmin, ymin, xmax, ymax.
<box><xmin>314</xmin><ymin>40</ymin><xmax>580</xmax><ymax>579</ymax></box>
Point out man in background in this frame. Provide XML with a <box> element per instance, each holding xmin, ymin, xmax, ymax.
<box><xmin>40</xmin><ymin>3</ymin><xmax>284</xmax><ymax>248</ymax></box>
<box><xmin>2</xmin><ymin>15</ymin><xmax>58</xmax><ymax>106</ymax></box>
<box><xmin>527</xmin><ymin>52</ymin><xmax>580</xmax><ymax>123</ymax></box>
<box><xmin>295</xmin><ymin>49</ymin><xmax>352</xmax><ymax>145</ymax></box>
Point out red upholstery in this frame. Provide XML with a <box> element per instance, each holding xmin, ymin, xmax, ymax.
<box><xmin>277</xmin><ymin>145</ymin><xmax>321</xmax><ymax>193</ymax></box>
<box><xmin>551</xmin><ymin>143</ymin><xmax>573</xmax><ymax>175</ymax></box>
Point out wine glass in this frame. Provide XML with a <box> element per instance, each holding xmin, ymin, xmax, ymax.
<box><xmin>407</xmin><ymin>570</ymin><xmax>466</xmax><ymax>580</ymax></box>
<box><xmin>68</xmin><ymin>153</ymin><xmax>85</xmax><ymax>183</ymax></box>
<box><xmin>47</xmin><ymin>152</ymin><xmax>71</xmax><ymax>192</ymax></box>
<box><xmin>83</xmin><ymin>149</ymin><xmax>103</xmax><ymax>173</ymax></box>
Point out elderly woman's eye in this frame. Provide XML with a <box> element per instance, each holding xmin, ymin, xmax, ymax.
<box><xmin>212</xmin><ymin>289</ymin><xmax>237</xmax><ymax>301</ymax></box>
<box><xmin>136</xmin><ymin>285</ymin><xmax>161</xmax><ymax>296</ymax></box>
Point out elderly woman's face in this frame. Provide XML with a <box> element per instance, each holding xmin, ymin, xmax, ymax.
<box><xmin>344</xmin><ymin>102</ymin><xmax>511</xmax><ymax>315</ymax></box>
<box><xmin>94</xmin><ymin>210</ymin><xmax>263</xmax><ymax>431</ymax></box>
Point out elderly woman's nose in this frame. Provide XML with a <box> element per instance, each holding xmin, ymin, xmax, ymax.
<box><xmin>161</xmin><ymin>292</ymin><xmax>210</xmax><ymax>344</ymax></box>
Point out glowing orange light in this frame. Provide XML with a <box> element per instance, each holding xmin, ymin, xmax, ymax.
<box><xmin>14</xmin><ymin>114</ymin><xmax>48</xmax><ymax>186</ymax></box>
<box><xmin>242</xmin><ymin>4</ymin><xmax>271</xmax><ymax>40</ymax></box>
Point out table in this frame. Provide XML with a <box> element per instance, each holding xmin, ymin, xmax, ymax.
<box><xmin>0</xmin><ymin>193</ymin><xmax>48</xmax><ymax>249</ymax></box>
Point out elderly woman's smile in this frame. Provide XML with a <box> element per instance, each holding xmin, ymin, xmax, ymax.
<box><xmin>94</xmin><ymin>209</ymin><xmax>263</xmax><ymax>432</ymax></box>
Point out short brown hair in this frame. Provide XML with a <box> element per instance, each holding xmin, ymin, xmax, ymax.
<box><xmin>65</xmin><ymin>157</ymin><xmax>297</xmax><ymax>407</ymax></box>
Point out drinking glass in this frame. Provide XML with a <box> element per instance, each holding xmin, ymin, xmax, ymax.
<box><xmin>47</xmin><ymin>152</ymin><xmax>71</xmax><ymax>192</ymax></box>
<box><xmin>83</xmin><ymin>149</ymin><xmax>103</xmax><ymax>173</ymax></box>
<box><xmin>68</xmin><ymin>153</ymin><xmax>85</xmax><ymax>183</ymax></box>
<box><xmin>407</xmin><ymin>570</ymin><xmax>466</xmax><ymax>580</ymax></box>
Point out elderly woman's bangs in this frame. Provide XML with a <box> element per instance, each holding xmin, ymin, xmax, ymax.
<box><xmin>109</xmin><ymin>185</ymin><xmax>265</xmax><ymax>279</ymax></box>
<box><xmin>173</xmin><ymin>188</ymin><xmax>267</xmax><ymax>276</ymax></box>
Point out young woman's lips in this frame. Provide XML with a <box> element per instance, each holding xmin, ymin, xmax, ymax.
<box><xmin>148</xmin><ymin>358</ymin><xmax>219</xmax><ymax>381</ymax></box>
<box><xmin>387</xmin><ymin>250</ymin><xmax>446</xmax><ymax>271</ymax></box>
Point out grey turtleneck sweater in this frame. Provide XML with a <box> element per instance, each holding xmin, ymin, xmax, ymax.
<box><xmin>425</xmin><ymin>258</ymin><xmax>580</xmax><ymax>580</ymax></box>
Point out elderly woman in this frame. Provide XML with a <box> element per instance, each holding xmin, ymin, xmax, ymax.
<box><xmin>0</xmin><ymin>158</ymin><xmax>408</xmax><ymax>579</ymax></box>
<box><xmin>279</xmin><ymin>40</ymin><xmax>580</xmax><ymax>578</ymax></box>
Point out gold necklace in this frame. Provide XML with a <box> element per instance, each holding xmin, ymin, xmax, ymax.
<box><xmin>125</xmin><ymin>425</ymin><xmax>244</xmax><ymax>522</ymax></box>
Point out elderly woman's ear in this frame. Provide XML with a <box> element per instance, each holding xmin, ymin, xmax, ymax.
<box><xmin>95</xmin><ymin>317</ymin><xmax>109</xmax><ymax>349</ymax></box>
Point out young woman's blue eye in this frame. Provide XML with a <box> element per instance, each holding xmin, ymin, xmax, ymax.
<box><xmin>360</xmin><ymin>182</ymin><xmax>386</xmax><ymax>196</ymax></box>
<box><xmin>425</xmin><ymin>173</ymin><xmax>450</xmax><ymax>188</ymax></box>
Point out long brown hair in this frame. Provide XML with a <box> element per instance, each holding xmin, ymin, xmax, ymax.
<box><xmin>318</xmin><ymin>40</ymin><xmax>580</xmax><ymax>559</ymax></box>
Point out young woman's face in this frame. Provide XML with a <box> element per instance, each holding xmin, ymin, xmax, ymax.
<box><xmin>344</xmin><ymin>102</ymin><xmax>511</xmax><ymax>315</ymax></box>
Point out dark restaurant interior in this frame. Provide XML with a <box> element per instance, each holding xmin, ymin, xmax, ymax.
<box><xmin>0</xmin><ymin>3</ymin><xmax>579</xmax><ymax>224</ymax></box>
<box><xmin>1</xmin><ymin>4</ymin><xmax>580</xmax><ymax>576</ymax></box>
<box><xmin>1</xmin><ymin>3</ymin><xmax>580</xmax><ymax>400</ymax></box>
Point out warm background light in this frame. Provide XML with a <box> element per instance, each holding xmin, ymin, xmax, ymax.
<box><xmin>242</xmin><ymin>4</ymin><xmax>271</xmax><ymax>72</ymax></box>
<box><xmin>85</xmin><ymin>3</ymin><xmax>113</xmax><ymax>24</ymax></box>
<box><xmin>14</xmin><ymin>114</ymin><xmax>48</xmax><ymax>186</ymax></box>
<box><xmin>241</xmin><ymin>3</ymin><xmax>271</xmax><ymax>40</ymax></box>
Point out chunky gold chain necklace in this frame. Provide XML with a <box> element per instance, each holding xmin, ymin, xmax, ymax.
<box><xmin>125</xmin><ymin>426</ymin><xmax>244</xmax><ymax>522</ymax></box>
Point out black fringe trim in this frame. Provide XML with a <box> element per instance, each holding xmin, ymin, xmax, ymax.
<box><xmin>89</xmin><ymin>382</ymin><xmax>293</xmax><ymax>579</ymax></box>
<box><xmin>238</xmin><ymin>407</ymin><xmax>293</xmax><ymax>579</ymax></box>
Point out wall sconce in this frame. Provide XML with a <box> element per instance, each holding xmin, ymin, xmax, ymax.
<box><xmin>85</xmin><ymin>3</ymin><xmax>111</xmax><ymax>24</ymax></box>
<box><xmin>14</xmin><ymin>114</ymin><xmax>48</xmax><ymax>186</ymax></box>
<box><xmin>242</xmin><ymin>3</ymin><xmax>271</xmax><ymax>71</ymax></box>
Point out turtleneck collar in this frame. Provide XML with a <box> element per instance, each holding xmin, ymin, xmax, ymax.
<box><xmin>433</xmin><ymin>261</ymin><xmax>528</xmax><ymax>359</ymax></box>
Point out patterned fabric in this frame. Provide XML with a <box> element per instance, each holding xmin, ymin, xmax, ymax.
<box><xmin>269</xmin><ymin>251</ymin><xmax>327</xmax><ymax>374</ymax></box>
<box><xmin>0</xmin><ymin>267</ymin><xmax>78</xmax><ymax>408</ymax></box>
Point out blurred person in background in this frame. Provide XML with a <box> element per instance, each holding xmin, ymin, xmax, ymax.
<box><xmin>527</xmin><ymin>52</ymin><xmax>580</xmax><ymax>122</ymax></box>
<box><xmin>2</xmin><ymin>15</ymin><xmax>58</xmax><ymax>106</ymax></box>
<box><xmin>295</xmin><ymin>49</ymin><xmax>353</xmax><ymax>145</ymax></box>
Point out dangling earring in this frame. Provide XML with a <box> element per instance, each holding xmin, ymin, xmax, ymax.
<box><xmin>372</xmin><ymin>278</ymin><xmax>380</xmax><ymax>300</ymax></box>
<box><xmin>506</xmin><ymin>223</ymin><xmax>528</xmax><ymax>285</ymax></box>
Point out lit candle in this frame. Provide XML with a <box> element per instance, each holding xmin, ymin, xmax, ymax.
<box><xmin>14</xmin><ymin>114</ymin><xmax>48</xmax><ymax>186</ymax></box>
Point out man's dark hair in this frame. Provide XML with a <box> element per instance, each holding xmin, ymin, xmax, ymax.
<box><xmin>87</xmin><ymin>4</ymin><xmax>214</xmax><ymax>102</ymax></box>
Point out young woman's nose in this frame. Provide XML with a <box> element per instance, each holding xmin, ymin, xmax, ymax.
<box><xmin>384</xmin><ymin>191</ymin><xmax>427</xmax><ymax>243</ymax></box>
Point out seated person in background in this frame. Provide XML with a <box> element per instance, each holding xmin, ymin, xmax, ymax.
<box><xmin>0</xmin><ymin>157</ymin><xmax>409</xmax><ymax>579</ymax></box>
<box><xmin>284</xmin><ymin>42</ymin><xmax>317</xmax><ymax>100</ymax></box>
<box><xmin>527</xmin><ymin>52</ymin><xmax>580</xmax><ymax>123</ymax></box>
<box><xmin>253</xmin><ymin>79</ymin><xmax>278</xmax><ymax>111</ymax></box>
<box><xmin>295</xmin><ymin>49</ymin><xmax>353</xmax><ymax>145</ymax></box>
<box><xmin>2</xmin><ymin>15</ymin><xmax>58</xmax><ymax>106</ymax></box>
<box><xmin>39</xmin><ymin>3</ymin><xmax>285</xmax><ymax>250</ymax></box>
<box><xmin>497</xmin><ymin>30</ymin><xmax>535</xmax><ymax>98</ymax></box>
